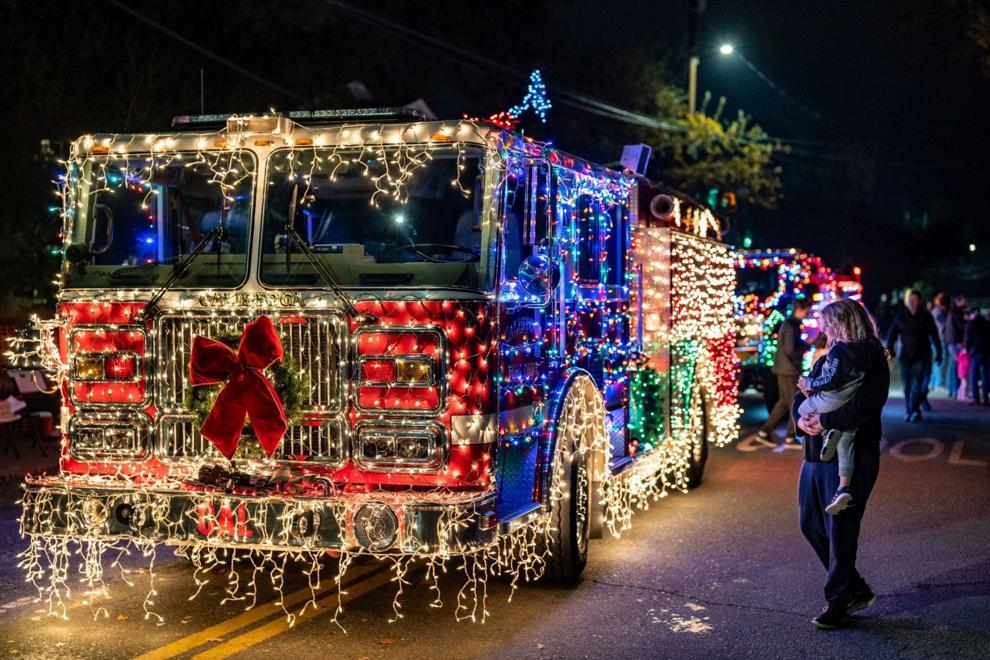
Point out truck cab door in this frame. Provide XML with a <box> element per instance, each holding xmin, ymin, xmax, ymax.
<box><xmin>497</xmin><ymin>159</ymin><xmax>554</xmax><ymax>432</ymax></box>
<box><xmin>495</xmin><ymin>158</ymin><xmax>555</xmax><ymax>517</ymax></box>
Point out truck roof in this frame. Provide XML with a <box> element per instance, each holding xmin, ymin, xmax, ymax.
<box><xmin>69</xmin><ymin>106</ymin><xmax>627</xmax><ymax>183</ymax></box>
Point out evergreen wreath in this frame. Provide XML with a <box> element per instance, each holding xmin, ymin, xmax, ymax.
<box><xmin>184</xmin><ymin>329</ymin><xmax>309</xmax><ymax>459</ymax></box>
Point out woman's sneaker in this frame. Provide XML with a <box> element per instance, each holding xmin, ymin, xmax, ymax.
<box><xmin>825</xmin><ymin>487</ymin><xmax>854</xmax><ymax>515</ymax></box>
<box><xmin>812</xmin><ymin>601</ymin><xmax>849</xmax><ymax>629</ymax></box>
<box><xmin>846</xmin><ymin>587</ymin><xmax>878</xmax><ymax>614</ymax></box>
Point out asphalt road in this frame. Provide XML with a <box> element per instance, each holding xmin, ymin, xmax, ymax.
<box><xmin>0</xmin><ymin>391</ymin><xmax>988</xmax><ymax>659</ymax></box>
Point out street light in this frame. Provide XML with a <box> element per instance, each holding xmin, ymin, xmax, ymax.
<box><xmin>689</xmin><ymin>43</ymin><xmax>735</xmax><ymax>114</ymax></box>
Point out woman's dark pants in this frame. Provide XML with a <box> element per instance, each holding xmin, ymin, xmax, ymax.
<box><xmin>970</xmin><ymin>353</ymin><xmax>990</xmax><ymax>404</ymax></box>
<box><xmin>898</xmin><ymin>358</ymin><xmax>928</xmax><ymax>415</ymax></box>
<box><xmin>798</xmin><ymin>451</ymin><xmax>880</xmax><ymax>603</ymax></box>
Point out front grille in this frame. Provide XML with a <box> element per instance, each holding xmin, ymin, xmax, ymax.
<box><xmin>156</xmin><ymin>312</ymin><xmax>345</xmax><ymax>461</ymax></box>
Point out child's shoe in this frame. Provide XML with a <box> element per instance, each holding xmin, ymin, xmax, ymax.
<box><xmin>820</xmin><ymin>429</ymin><xmax>840</xmax><ymax>461</ymax></box>
<box><xmin>825</xmin><ymin>487</ymin><xmax>854</xmax><ymax>515</ymax></box>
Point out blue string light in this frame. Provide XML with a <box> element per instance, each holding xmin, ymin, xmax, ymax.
<box><xmin>509</xmin><ymin>69</ymin><xmax>552</xmax><ymax>124</ymax></box>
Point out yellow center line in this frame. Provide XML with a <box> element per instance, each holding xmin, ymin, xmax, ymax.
<box><xmin>191</xmin><ymin>566</ymin><xmax>397</xmax><ymax>660</ymax></box>
<box><xmin>134</xmin><ymin>561</ymin><xmax>380</xmax><ymax>660</ymax></box>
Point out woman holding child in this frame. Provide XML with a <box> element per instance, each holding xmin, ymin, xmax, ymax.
<box><xmin>792</xmin><ymin>299</ymin><xmax>890</xmax><ymax>629</ymax></box>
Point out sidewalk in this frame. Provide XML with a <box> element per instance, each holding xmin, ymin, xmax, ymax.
<box><xmin>0</xmin><ymin>435</ymin><xmax>59</xmax><ymax>479</ymax></box>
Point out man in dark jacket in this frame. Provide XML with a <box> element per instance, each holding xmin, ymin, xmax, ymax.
<box><xmin>943</xmin><ymin>295</ymin><xmax>967</xmax><ymax>398</ymax></box>
<box><xmin>964</xmin><ymin>308</ymin><xmax>990</xmax><ymax>406</ymax></box>
<box><xmin>756</xmin><ymin>298</ymin><xmax>812</xmax><ymax>445</ymax></box>
<box><xmin>794</xmin><ymin>339</ymin><xmax>889</xmax><ymax>628</ymax></box>
<box><xmin>886</xmin><ymin>290</ymin><xmax>942</xmax><ymax>422</ymax></box>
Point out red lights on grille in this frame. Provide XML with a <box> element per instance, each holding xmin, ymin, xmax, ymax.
<box><xmin>361</xmin><ymin>359</ymin><xmax>396</xmax><ymax>383</ymax></box>
<box><xmin>104</xmin><ymin>355</ymin><xmax>137</xmax><ymax>380</ymax></box>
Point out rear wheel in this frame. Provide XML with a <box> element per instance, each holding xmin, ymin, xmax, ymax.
<box><xmin>685</xmin><ymin>394</ymin><xmax>710</xmax><ymax>489</ymax></box>
<box><xmin>541</xmin><ymin>377</ymin><xmax>602</xmax><ymax>583</ymax></box>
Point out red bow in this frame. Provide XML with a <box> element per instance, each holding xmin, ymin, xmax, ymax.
<box><xmin>189</xmin><ymin>316</ymin><xmax>287</xmax><ymax>459</ymax></box>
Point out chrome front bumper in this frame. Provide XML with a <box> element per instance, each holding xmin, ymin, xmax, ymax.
<box><xmin>21</xmin><ymin>479</ymin><xmax>497</xmax><ymax>554</ymax></box>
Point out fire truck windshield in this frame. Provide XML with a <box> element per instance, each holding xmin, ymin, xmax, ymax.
<box><xmin>61</xmin><ymin>151</ymin><xmax>255</xmax><ymax>289</ymax></box>
<box><xmin>260</xmin><ymin>148</ymin><xmax>491</xmax><ymax>291</ymax></box>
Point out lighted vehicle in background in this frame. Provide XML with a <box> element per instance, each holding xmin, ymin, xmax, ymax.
<box><xmin>19</xmin><ymin>108</ymin><xmax>739</xmax><ymax>597</ymax></box>
<box><xmin>733</xmin><ymin>248</ymin><xmax>862</xmax><ymax>402</ymax></box>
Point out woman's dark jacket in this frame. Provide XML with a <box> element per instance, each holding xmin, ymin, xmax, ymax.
<box><xmin>965</xmin><ymin>315</ymin><xmax>990</xmax><ymax>355</ymax></box>
<box><xmin>792</xmin><ymin>340</ymin><xmax>890</xmax><ymax>463</ymax></box>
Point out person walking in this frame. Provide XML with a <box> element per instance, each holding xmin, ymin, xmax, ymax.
<box><xmin>886</xmin><ymin>290</ymin><xmax>942</xmax><ymax>422</ymax></box>
<box><xmin>755</xmin><ymin>298</ymin><xmax>812</xmax><ymax>446</ymax></box>
<box><xmin>964</xmin><ymin>308</ymin><xmax>990</xmax><ymax>406</ymax></box>
<box><xmin>794</xmin><ymin>299</ymin><xmax>889</xmax><ymax>629</ymax></box>
<box><xmin>944</xmin><ymin>295</ymin><xmax>968</xmax><ymax>398</ymax></box>
<box><xmin>929</xmin><ymin>293</ymin><xmax>949</xmax><ymax>391</ymax></box>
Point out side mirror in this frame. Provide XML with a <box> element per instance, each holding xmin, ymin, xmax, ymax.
<box><xmin>517</xmin><ymin>253</ymin><xmax>559</xmax><ymax>300</ymax></box>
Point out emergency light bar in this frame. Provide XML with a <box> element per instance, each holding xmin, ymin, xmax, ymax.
<box><xmin>171</xmin><ymin>106</ymin><xmax>426</xmax><ymax>129</ymax></box>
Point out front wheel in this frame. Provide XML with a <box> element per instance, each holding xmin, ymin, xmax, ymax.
<box><xmin>540</xmin><ymin>378</ymin><xmax>601</xmax><ymax>583</ymax></box>
<box><xmin>543</xmin><ymin>449</ymin><xmax>590</xmax><ymax>583</ymax></box>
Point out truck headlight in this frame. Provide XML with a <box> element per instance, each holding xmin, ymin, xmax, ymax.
<box><xmin>355</xmin><ymin>424</ymin><xmax>443</xmax><ymax>469</ymax></box>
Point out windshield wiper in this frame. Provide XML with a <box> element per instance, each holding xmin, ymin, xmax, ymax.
<box><xmin>109</xmin><ymin>257</ymin><xmax>180</xmax><ymax>279</ymax></box>
<box><xmin>284</xmin><ymin>183</ymin><xmax>364</xmax><ymax>319</ymax></box>
<box><xmin>136</xmin><ymin>224</ymin><xmax>225</xmax><ymax>322</ymax></box>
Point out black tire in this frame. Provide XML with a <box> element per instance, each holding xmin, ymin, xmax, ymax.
<box><xmin>542</xmin><ymin>449</ymin><xmax>590</xmax><ymax>583</ymax></box>
<box><xmin>685</xmin><ymin>396</ymin><xmax>710</xmax><ymax>489</ymax></box>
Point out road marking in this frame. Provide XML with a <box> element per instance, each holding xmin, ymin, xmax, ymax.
<box><xmin>738</xmin><ymin>433</ymin><xmax>987</xmax><ymax>467</ymax></box>
<box><xmin>948</xmin><ymin>440</ymin><xmax>989</xmax><ymax>467</ymax></box>
<box><xmin>0</xmin><ymin>597</ymin><xmax>34</xmax><ymax>610</ymax></box>
<box><xmin>889</xmin><ymin>438</ymin><xmax>943</xmax><ymax>462</ymax></box>
<box><xmin>191</xmin><ymin>566</ymin><xmax>396</xmax><ymax>659</ymax></box>
<box><xmin>735</xmin><ymin>435</ymin><xmax>763</xmax><ymax>452</ymax></box>
<box><xmin>134</xmin><ymin>561</ymin><xmax>381</xmax><ymax>660</ymax></box>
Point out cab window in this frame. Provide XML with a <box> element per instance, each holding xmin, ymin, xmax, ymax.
<box><xmin>501</xmin><ymin>160</ymin><xmax>552</xmax><ymax>283</ymax></box>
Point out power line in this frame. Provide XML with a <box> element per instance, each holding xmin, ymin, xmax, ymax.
<box><xmin>320</xmin><ymin>0</ymin><xmax>857</xmax><ymax>154</ymax></box>
<box><xmin>104</xmin><ymin>0</ymin><xmax>308</xmax><ymax>104</ymax></box>
<box><xmin>321</xmin><ymin>0</ymin><xmax>679</xmax><ymax>131</ymax></box>
<box><xmin>106</xmin><ymin>0</ymin><xmax>874</xmax><ymax>162</ymax></box>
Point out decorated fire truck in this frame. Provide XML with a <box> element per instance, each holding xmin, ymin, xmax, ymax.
<box><xmin>18</xmin><ymin>108</ymin><xmax>739</xmax><ymax>617</ymax></box>
<box><xmin>734</xmin><ymin>248</ymin><xmax>863</xmax><ymax>394</ymax></box>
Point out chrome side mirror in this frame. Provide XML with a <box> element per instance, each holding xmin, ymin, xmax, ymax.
<box><xmin>517</xmin><ymin>253</ymin><xmax>559</xmax><ymax>300</ymax></box>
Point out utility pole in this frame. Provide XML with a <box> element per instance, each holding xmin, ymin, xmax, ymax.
<box><xmin>687</xmin><ymin>0</ymin><xmax>705</xmax><ymax>114</ymax></box>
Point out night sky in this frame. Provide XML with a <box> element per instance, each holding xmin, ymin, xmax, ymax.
<box><xmin>1</xmin><ymin>1</ymin><xmax>987</xmax><ymax>306</ymax></box>
<box><xmin>565</xmin><ymin>0</ymin><xmax>990</xmax><ymax>299</ymax></box>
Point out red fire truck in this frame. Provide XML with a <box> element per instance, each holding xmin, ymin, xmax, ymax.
<box><xmin>19</xmin><ymin>108</ymin><xmax>739</xmax><ymax>607</ymax></box>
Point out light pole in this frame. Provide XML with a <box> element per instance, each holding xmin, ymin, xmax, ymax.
<box><xmin>686</xmin><ymin>0</ymin><xmax>704</xmax><ymax>114</ymax></box>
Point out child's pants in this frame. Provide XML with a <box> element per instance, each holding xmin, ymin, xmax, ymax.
<box><xmin>825</xmin><ymin>429</ymin><xmax>856</xmax><ymax>478</ymax></box>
